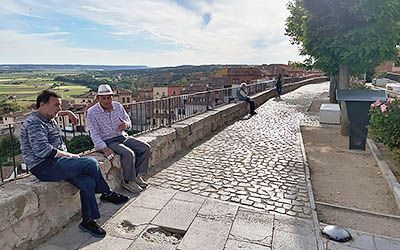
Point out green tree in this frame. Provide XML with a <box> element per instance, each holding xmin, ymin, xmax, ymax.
<box><xmin>286</xmin><ymin>0</ymin><xmax>400</xmax><ymax>135</ymax></box>
<box><xmin>65</xmin><ymin>135</ymin><xmax>94</xmax><ymax>154</ymax></box>
<box><xmin>0</xmin><ymin>136</ymin><xmax>21</xmax><ymax>165</ymax></box>
<box><xmin>0</xmin><ymin>99</ymin><xmax>20</xmax><ymax>114</ymax></box>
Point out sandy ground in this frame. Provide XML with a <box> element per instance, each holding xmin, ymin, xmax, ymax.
<box><xmin>376</xmin><ymin>143</ymin><xmax>400</xmax><ymax>182</ymax></box>
<box><xmin>302</xmin><ymin>94</ymin><xmax>400</xmax><ymax>239</ymax></box>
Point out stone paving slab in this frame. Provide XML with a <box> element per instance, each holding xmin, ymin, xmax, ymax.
<box><xmin>130</xmin><ymin>186</ymin><xmax>176</xmax><ymax>210</ymax></box>
<box><xmin>197</xmin><ymin>198</ymin><xmax>238</xmax><ymax>221</ymax></box>
<box><xmin>272</xmin><ymin>230</ymin><xmax>318</xmax><ymax>250</ymax></box>
<box><xmin>104</xmin><ymin>205</ymin><xmax>159</xmax><ymax>240</ymax></box>
<box><xmin>273</xmin><ymin>213</ymin><xmax>315</xmax><ymax>236</ymax></box>
<box><xmin>224</xmin><ymin>239</ymin><xmax>272</xmax><ymax>250</ymax></box>
<box><xmin>229</xmin><ymin>208</ymin><xmax>274</xmax><ymax>247</ymax></box>
<box><xmin>374</xmin><ymin>236</ymin><xmax>400</xmax><ymax>250</ymax></box>
<box><xmin>177</xmin><ymin>216</ymin><xmax>232</xmax><ymax>250</ymax></box>
<box><xmin>79</xmin><ymin>235</ymin><xmax>133</xmax><ymax>250</ymax></box>
<box><xmin>151</xmin><ymin>199</ymin><xmax>203</xmax><ymax>232</ymax></box>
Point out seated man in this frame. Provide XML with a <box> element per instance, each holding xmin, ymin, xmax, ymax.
<box><xmin>20</xmin><ymin>90</ymin><xmax>129</xmax><ymax>238</ymax></box>
<box><xmin>87</xmin><ymin>84</ymin><xmax>150</xmax><ymax>194</ymax></box>
<box><xmin>237</xmin><ymin>82</ymin><xmax>257</xmax><ymax>116</ymax></box>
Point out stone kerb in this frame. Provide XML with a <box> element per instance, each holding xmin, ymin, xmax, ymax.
<box><xmin>0</xmin><ymin>76</ymin><xmax>327</xmax><ymax>250</ymax></box>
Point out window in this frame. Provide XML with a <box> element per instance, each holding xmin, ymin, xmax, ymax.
<box><xmin>173</xmin><ymin>91</ymin><xmax>176</xmax><ymax>95</ymax></box>
<box><xmin>122</xmin><ymin>97</ymin><xmax>126</xmax><ymax>103</ymax></box>
<box><xmin>127</xmin><ymin>98</ymin><xmax>130</xmax><ymax>103</ymax></box>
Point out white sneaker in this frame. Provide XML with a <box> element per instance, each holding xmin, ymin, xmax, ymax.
<box><xmin>136</xmin><ymin>176</ymin><xmax>148</xmax><ymax>188</ymax></box>
<box><xmin>122</xmin><ymin>182</ymin><xmax>143</xmax><ymax>194</ymax></box>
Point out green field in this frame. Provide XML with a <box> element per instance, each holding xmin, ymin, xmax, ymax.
<box><xmin>0</xmin><ymin>72</ymin><xmax>90</xmax><ymax>109</ymax></box>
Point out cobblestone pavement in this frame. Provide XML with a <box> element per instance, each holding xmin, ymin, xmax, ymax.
<box><xmin>149</xmin><ymin>82</ymin><xmax>330</xmax><ymax>218</ymax></box>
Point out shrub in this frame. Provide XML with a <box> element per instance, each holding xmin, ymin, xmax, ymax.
<box><xmin>369</xmin><ymin>97</ymin><xmax>400</xmax><ymax>161</ymax></box>
<box><xmin>66</xmin><ymin>135</ymin><xmax>94</xmax><ymax>154</ymax></box>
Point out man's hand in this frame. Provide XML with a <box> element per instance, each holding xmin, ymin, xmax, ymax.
<box><xmin>58</xmin><ymin>110</ymin><xmax>79</xmax><ymax>125</ymax></box>
<box><xmin>117</xmin><ymin>118</ymin><xmax>129</xmax><ymax>132</ymax></box>
<box><xmin>56</xmin><ymin>150</ymin><xmax>80</xmax><ymax>158</ymax></box>
<box><xmin>103</xmin><ymin>147</ymin><xmax>115</xmax><ymax>161</ymax></box>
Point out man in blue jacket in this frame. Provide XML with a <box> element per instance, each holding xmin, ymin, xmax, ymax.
<box><xmin>20</xmin><ymin>90</ymin><xmax>129</xmax><ymax>238</ymax></box>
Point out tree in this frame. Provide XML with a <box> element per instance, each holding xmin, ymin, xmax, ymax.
<box><xmin>0</xmin><ymin>136</ymin><xmax>20</xmax><ymax>165</ymax></box>
<box><xmin>65</xmin><ymin>135</ymin><xmax>94</xmax><ymax>154</ymax></box>
<box><xmin>286</xmin><ymin>0</ymin><xmax>400</xmax><ymax>135</ymax></box>
<box><xmin>0</xmin><ymin>99</ymin><xmax>20</xmax><ymax>115</ymax></box>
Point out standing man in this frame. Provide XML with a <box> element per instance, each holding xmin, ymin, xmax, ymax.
<box><xmin>20</xmin><ymin>90</ymin><xmax>129</xmax><ymax>238</ymax></box>
<box><xmin>87</xmin><ymin>84</ymin><xmax>150</xmax><ymax>194</ymax></box>
<box><xmin>275</xmin><ymin>74</ymin><xmax>283</xmax><ymax>99</ymax></box>
<box><xmin>237</xmin><ymin>82</ymin><xmax>257</xmax><ymax>116</ymax></box>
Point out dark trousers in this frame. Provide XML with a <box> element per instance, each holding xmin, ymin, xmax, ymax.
<box><xmin>105</xmin><ymin>135</ymin><xmax>150</xmax><ymax>182</ymax></box>
<box><xmin>30</xmin><ymin>157</ymin><xmax>111</xmax><ymax>222</ymax></box>
<box><xmin>245</xmin><ymin>97</ymin><xmax>256</xmax><ymax>114</ymax></box>
<box><xmin>275</xmin><ymin>84</ymin><xmax>282</xmax><ymax>97</ymax></box>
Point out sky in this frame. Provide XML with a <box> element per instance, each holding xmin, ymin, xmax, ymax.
<box><xmin>0</xmin><ymin>0</ymin><xmax>303</xmax><ymax>67</ymax></box>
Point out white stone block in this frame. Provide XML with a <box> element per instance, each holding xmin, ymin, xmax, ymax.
<box><xmin>319</xmin><ymin>104</ymin><xmax>341</xmax><ymax>124</ymax></box>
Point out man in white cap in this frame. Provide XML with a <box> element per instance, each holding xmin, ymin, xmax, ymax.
<box><xmin>87</xmin><ymin>84</ymin><xmax>150</xmax><ymax>194</ymax></box>
<box><xmin>237</xmin><ymin>82</ymin><xmax>257</xmax><ymax>116</ymax></box>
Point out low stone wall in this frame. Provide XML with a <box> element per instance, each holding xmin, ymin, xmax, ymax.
<box><xmin>0</xmin><ymin>77</ymin><xmax>327</xmax><ymax>250</ymax></box>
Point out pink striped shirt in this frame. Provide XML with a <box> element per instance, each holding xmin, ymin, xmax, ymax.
<box><xmin>87</xmin><ymin>101</ymin><xmax>131</xmax><ymax>150</ymax></box>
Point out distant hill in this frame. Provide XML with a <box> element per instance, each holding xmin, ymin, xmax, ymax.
<box><xmin>109</xmin><ymin>64</ymin><xmax>236</xmax><ymax>76</ymax></box>
<box><xmin>0</xmin><ymin>64</ymin><xmax>148</xmax><ymax>73</ymax></box>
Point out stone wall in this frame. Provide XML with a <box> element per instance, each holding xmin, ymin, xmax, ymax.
<box><xmin>0</xmin><ymin>77</ymin><xmax>327</xmax><ymax>250</ymax></box>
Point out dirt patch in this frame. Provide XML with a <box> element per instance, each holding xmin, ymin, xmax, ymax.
<box><xmin>301</xmin><ymin>126</ymin><xmax>400</xmax><ymax>238</ymax></box>
<box><xmin>307</xmin><ymin>92</ymin><xmax>331</xmax><ymax>114</ymax></box>
<box><xmin>376</xmin><ymin>142</ymin><xmax>400</xmax><ymax>182</ymax></box>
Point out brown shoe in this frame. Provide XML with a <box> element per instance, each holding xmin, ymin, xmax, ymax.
<box><xmin>122</xmin><ymin>181</ymin><xmax>143</xmax><ymax>194</ymax></box>
<box><xmin>136</xmin><ymin>176</ymin><xmax>148</xmax><ymax>188</ymax></box>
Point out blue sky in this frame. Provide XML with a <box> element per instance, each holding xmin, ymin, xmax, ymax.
<box><xmin>0</xmin><ymin>0</ymin><xmax>303</xmax><ymax>67</ymax></box>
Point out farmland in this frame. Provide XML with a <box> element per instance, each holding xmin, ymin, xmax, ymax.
<box><xmin>0</xmin><ymin>72</ymin><xmax>90</xmax><ymax>110</ymax></box>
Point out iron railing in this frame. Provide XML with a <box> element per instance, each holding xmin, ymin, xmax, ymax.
<box><xmin>0</xmin><ymin>75</ymin><xmax>319</xmax><ymax>185</ymax></box>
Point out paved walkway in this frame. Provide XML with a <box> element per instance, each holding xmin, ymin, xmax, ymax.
<box><xmin>149</xmin><ymin>83</ymin><xmax>326</xmax><ymax>218</ymax></box>
<box><xmin>38</xmin><ymin>82</ymin><xmax>400</xmax><ymax>250</ymax></box>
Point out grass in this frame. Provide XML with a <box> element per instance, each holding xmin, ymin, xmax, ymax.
<box><xmin>0</xmin><ymin>72</ymin><xmax>90</xmax><ymax>110</ymax></box>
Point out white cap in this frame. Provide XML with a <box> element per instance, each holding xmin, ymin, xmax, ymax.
<box><xmin>240</xmin><ymin>82</ymin><xmax>247</xmax><ymax>87</ymax></box>
<box><xmin>97</xmin><ymin>84</ymin><xmax>114</xmax><ymax>96</ymax></box>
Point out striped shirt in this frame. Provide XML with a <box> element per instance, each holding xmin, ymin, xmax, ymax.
<box><xmin>87</xmin><ymin>101</ymin><xmax>131</xmax><ymax>150</ymax></box>
<box><xmin>20</xmin><ymin>111</ymin><xmax>66</xmax><ymax>170</ymax></box>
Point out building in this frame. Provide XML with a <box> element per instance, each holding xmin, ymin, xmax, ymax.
<box><xmin>72</xmin><ymin>87</ymin><xmax>133</xmax><ymax>107</ymax></box>
<box><xmin>153</xmin><ymin>85</ymin><xmax>183</xmax><ymax>99</ymax></box>
<box><xmin>153</xmin><ymin>86</ymin><xmax>169</xmax><ymax>99</ymax></box>
<box><xmin>0</xmin><ymin>111</ymin><xmax>30</xmax><ymax>125</ymax></box>
<box><xmin>375</xmin><ymin>61</ymin><xmax>400</xmax><ymax>73</ymax></box>
<box><xmin>115</xmin><ymin>87</ymin><xmax>133</xmax><ymax>107</ymax></box>
<box><xmin>262</xmin><ymin>64</ymin><xmax>306</xmax><ymax>78</ymax></box>
<box><xmin>214</xmin><ymin>67</ymin><xmax>264</xmax><ymax>85</ymax></box>
<box><xmin>137</xmin><ymin>88</ymin><xmax>153</xmax><ymax>101</ymax></box>
<box><xmin>167</xmin><ymin>85</ymin><xmax>182</xmax><ymax>97</ymax></box>
<box><xmin>71</xmin><ymin>92</ymin><xmax>97</xmax><ymax>105</ymax></box>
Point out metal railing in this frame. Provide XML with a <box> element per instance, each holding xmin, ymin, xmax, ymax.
<box><xmin>0</xmin><ymin>75</ymin><xmax>319</xmax><ymax>185</ymax></box>
<box><xmin>127</xmin><ymin>80</ymin><xmax>275</xmax><ymax>134</ymax></box>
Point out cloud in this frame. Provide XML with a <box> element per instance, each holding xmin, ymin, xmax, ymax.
<box><xmin>0</xmin><ymin>0</ymin><xmax>303</xmax><ymax>66</ymax></box>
